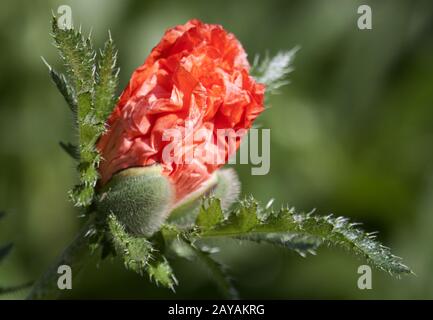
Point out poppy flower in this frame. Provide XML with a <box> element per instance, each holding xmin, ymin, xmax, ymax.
<box><xmin>97</xmin><ymin>19</ymin><xmax>265</xmax><ymax>207</ymax></box>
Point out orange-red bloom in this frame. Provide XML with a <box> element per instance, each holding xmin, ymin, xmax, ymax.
<box><xmin>97</xmin><ymin>19</ymin><xmax>265</xmax><ymax>204</ymax></box>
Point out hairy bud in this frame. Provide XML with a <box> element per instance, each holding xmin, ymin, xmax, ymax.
<box><xmin>97</xmin><ymin>165</ymin><xmax>174</xmax><ymax>237</ymax></box>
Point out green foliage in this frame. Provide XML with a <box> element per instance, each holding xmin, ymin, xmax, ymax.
<box><xmin>146</xmin><ymin>253</ymin><xmax>178</xmax><ymax>290</ymax></box>
<box><xmin>107</xmin><ymin>213</ymin><xmax>154</xmax><ymax>273</ymax></box>
<box><xmin>161</xmin><ymin>195</ymin><xmax>409</xmax><ymax>298</ymax></box>
<box><xmin>240</xmin><ymin>233</ymin><xmax>320</xmax><ymax>257</ymax></box>
<box><xmin>252</xmin><ymin>48</ymin><xmax>298</xmax><ymax>96</ymax></box>
<box><xmin>51</xmin><ymin>19</ymin><xmax>95</xmax><ymax>95</ymax></box>
<box><xmin>195</xmin><ymin>197</ymin><xmax>224</xmax><ymax>229</ymax></box>
<box><xmin>59</xmin><ymin>141</ymin><xmax>79</xmax><ymax>160</ymax></box>
<box><xmin>42</xmin><ymin>57</ymin><xmax>77</xmax><ymax>113</ymax></box>
<box><xmin>94</xmin><ymin>33</ymin><xmax>119</xmax><ymax>121</ymax></box>
<box><xmin>107</xmin><ymin>214</ymin><xmax>177</xmax><ymax>289</ymax></box>
<box><xmin>47</xmin><ymin>16</ymin><xmax>119</xmax><ymax>207</ymax></box>
<box><xmin>194</xmin><ymin>197</ymin><xmax>412</xmax><ymax>276</ymax></box>
<box><xmin>50</xmin><ymin>16</ymin><xmax>97</xmax><ymax>206</ymax></box>
<box><xmin>132</xmin><ymin>194</ymin><xmax>413</xmax><ymax>297</ymax></box>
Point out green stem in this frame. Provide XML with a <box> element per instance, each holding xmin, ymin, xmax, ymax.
<box><xmin>26</xmin><ymin>218</ymin><xmax>95</xmax><ymax>300</ymax></box>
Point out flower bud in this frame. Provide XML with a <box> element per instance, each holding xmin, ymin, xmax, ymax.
<box><xmin>97</xmin><ymin>165</ymin><xmax>174</xmax><ymax>237</ymax></box>
<box><xmin>96</xmin><ymin>19</ymin><xmax>265</xmax><ymax>207</ymax></box>
<box><xmin>96</xmin><ymin>19</ymin><xmax>265</xmax><ymax>236</ymax></box>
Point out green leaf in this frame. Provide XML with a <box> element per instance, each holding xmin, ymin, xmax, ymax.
<box><xmin>107</xmin><ymin>214</ymin><xmax>177</xmax><ymax>289</ymax></box>
<box><xmin>179</xmin><ymin>238</ymin><xmax>238</xmax><ymax>299</ymax></box>
<box><xmin>51</xmin><ymin>17</ymin><xmax>95</xmax><ymax>96</ymax></box>
<box><xmin>220</xmin><ymin>198</ymin><xmax>261</xmax><ymax>233</ymax></box>
<box><xmin>69</xmin><ymin>183</ymin><xmax>95</xmax><ymax>208</ymax></box>
<box><xmin>197</xmin><ymin>197</ymin><xmax>412</xmax><ymax>276</ymax></box>
<box><xmin>195</xmin><ymin>197</ymin><xmax>224</xmax><ymax>230</ymax></box>
<box><xmin>94</xmin><ymin>32</ymin><xmax>119</xmax><ymax>122</ymax></box>
<box><xmin>0</xmin><ymin>243</ymin><xmax>13</xmax><ymax>263</ymax></box>
<box><xmin>251</xmin><ymin>48</ymin><xmax>298</xmax><ymax>95</ymax></box>
<box><xmin>145</xmin><ymin>231</ymin><xmax>178</xmax><ymax>290</ymax></box>
<box><xmin>238</xmin><ymin>233</ymin><xmax>320</xmax><ymax>257</ymax></box>
<box><xmin>51</xmin><ymin>15</ymin><xmax>105</xmax><ymax>207</ymax></box>
<box><xmin>59</xmin><ymin>141</ymin><xmax>79</xmax><ymax>160</ymax></box>
<box><xmin>51</xmin><ymin>26</ymin><xmax>121</xmax><ymax>206</ymax></box>
<box><xmin>146</xmin><ymin>253</ymin><xmax>178</xmax><ymax>290</ymax></box>
<box><xmin>42</xmin><ymin>57</ymin><xmax>77</xmax><ymax>113</ymax></box>
<box><xmin>107</xmin><ymin>214</ymin><xmax>153</xmax><ymax>274</ymax></box>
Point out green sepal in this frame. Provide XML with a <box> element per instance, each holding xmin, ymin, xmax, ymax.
<box><xmin>98</xmin><ymin>166</ymin><xmax>174</xmax><ymax>237</ymax></box>
<box><xmin>168</xmin><ymin>168</ymin><xmax>240</xmax><ymax>225</ymax></box>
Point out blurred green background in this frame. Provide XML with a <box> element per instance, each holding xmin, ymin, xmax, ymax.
<box><xmin>1</xmin><ymin>0</ymin><xmax>433</xmax><ymax>299</ymax></box>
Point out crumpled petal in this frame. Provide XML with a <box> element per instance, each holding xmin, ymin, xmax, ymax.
<box><xmin>97</xmin><ymin>19</ymin><xmax>265</xmax><ymax>204</ymax></box>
